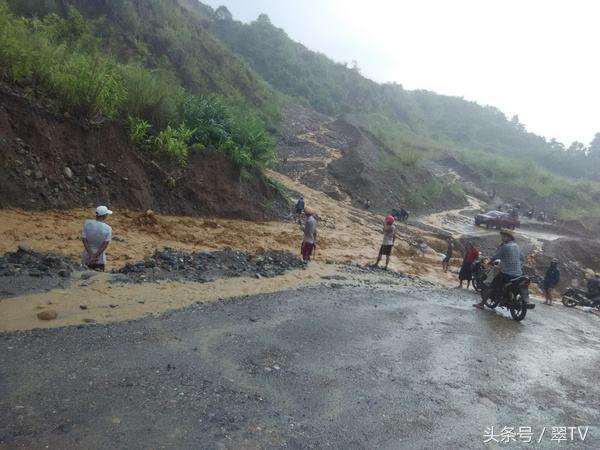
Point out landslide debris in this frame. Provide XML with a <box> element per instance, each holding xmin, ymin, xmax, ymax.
<box><xmin>0</xmin><ymin>246</ymin><xmax>76</xmax><ymax>298</ymax></box>
<box><xmin>114</xmin><ymin>248</ymin><xmax>305</xmax><ymax>283</ymax></box>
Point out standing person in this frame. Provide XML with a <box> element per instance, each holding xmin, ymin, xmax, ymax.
<box><xmin>474</xmin><ymin>229</ymin><xmax>525</xmax><ymax>309</ymax></box>
<box><xmin>543</xmin><ymin>260</ymin><xmax>560</xmax><ymax>305</ymax></box>
<box><xmin>82</xmin><ymin>205</ymin><xmax>113</xmax><ymax>271</ymax></box>
<box><xmin>399</xmin><ymin>206</ymin><xmax>409</xmax><ymax>222</ymax></box>
<box><xmin>373</xmin><ymin>215</ymin><xmax>396</xmax><ymax>270</ymax></box>
<box><xmin>295</xmin><ymin>196</ymin><xmax>305</xmax><ymax>215</ymax></box>
<box><xmin>442</xmin><ymin>237</ymin><xmax>453</xmax><ymax>272</ymax></box>
<box><xmin>587</xmin><ymin>272</ymin><xmax>600</xmax><ymax>299</ymax></box>
<box><xmin>300</xmin><ymin>208</ymin><xmax>317</xmax><ymax>262</ymax></box>
<box><xmin>458</xmin><ymin>242</ymin><xmax>479</xmax><ymax>288</ymax></box>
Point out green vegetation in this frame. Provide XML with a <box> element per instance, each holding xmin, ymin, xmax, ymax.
<box><xmin>127</xmin><ymin>96</ymin><xmax>276</xmax><ymax>170</ymax></box>
<box><xmin>0</xmin><ymin>1</ymin><xmax>276</xmax><ymax>171</ymax></box>
<box><xmin>7</xmin><ymin>0</ymin><xmax>283</xmax><ymax>126</ymax></box>
<box><xmin>560</xmin><ymin>207</ymin><xmax>600</xmax><ymax>220</ymax></box>
<box><xmin>0</xmin><ymin>3</ymin><xmax>126</xmax><ymax>118</ymax></box>
<box><xmin>457</xmin><ymin>150</ymin><xmax>600</xmax><ymax>207</ymax></box>
<box><xmin>211</xmin><ymin>15</ymin><xmax>600</xmax><ymax>187</ymax></box>
<box><xmin>3</xmin><ymin>0</ymin><xmax>600</xmax><ymax>213</ymax></box>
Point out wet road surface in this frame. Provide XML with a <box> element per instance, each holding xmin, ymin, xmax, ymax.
<box><xmin>1</xmin><ymin>283</ymin><xmax>599</xmax><ymax>449</ymax></box>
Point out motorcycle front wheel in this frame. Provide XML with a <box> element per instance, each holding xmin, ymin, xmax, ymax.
<box><xmin>561</xmin><ymin>296</ymin><xmax>577</xmax><ymax>308</ymax></box>
<box><xmin>509</xmin><ymin>295</ymin><xmax>527</xmax><ymax>321</ymax></box>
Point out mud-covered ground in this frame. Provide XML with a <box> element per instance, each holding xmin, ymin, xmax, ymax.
<box><xmin>1</xmin><ymin>283</ymin><xmax>599</xmax><ymax>449</ymax></box>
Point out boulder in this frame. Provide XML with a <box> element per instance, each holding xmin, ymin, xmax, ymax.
<box><xmin>37</xmin><ymin>310</ymin><xmax>58</xmax><ymax>320</ymax></box>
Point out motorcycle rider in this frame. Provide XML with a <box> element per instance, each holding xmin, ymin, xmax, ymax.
<box><xmin>473</xmin><ymin>229</ymin><xmax>525</xmax><ymax>309</ymax></box>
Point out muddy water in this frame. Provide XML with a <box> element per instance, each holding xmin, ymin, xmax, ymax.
<box><xmin>0</xmin><ymin>170</ymin><xmax>462</xmax><ymax>331</ymax></box>
<box><xmin>0</xmin><ymin>171</ymin><xmax>455</xmax><ymax>272</ymax></box>
<box><xmin>0</xmin><ymin>263</ymin><xmax>342</xmax><ymax>332</ymax></box>
<box><xmin>418</xmin><ymin>194</ymin><xmax>485</xmax><ymax>236</ymax></box>
<box><xmin>1</xmin><ymin>162</ymin><xmax>484</xmax><ymax>333</ymax></box>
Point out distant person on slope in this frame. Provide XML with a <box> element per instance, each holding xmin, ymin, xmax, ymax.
<box><xmin>458</xmin><ymin>242</ymin><xmax>479</xmax><ymax>288</ymax></box>
<box><xmin>295</xmin><ymin>196</ymin><xmax>305</xmax><ymax>215</ymax></box>
<box><xmin>373</xmin><ymin>215</ymin><xmax>396</xmax><ymax>270</ymax></box>
<box><xmin>300</xmin><ymin>208</ymin><xmax>317</xmax><ymax>262</ymax></box>
<box><xmin>81</xmin><ymin>206</ymin><xmax>113</xmax><ymax>271</ymax></box>
<box><xmin>543</xmin><ymin>260</ymin><xmax>560</xmax><ymax>305</ymax></box>
<box><xmin>442</xmin><ymin>237</ymin><xmax>453</xmax><ymax>272</ymax></box>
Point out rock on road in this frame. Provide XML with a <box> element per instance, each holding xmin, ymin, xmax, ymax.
<box><xmin>1</xmin><ymin>285</ymin><xmax>599</xmax><ymax>449</ymax></box>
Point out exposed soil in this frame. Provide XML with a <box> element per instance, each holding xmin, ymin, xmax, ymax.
<box><xmin>278</xmin><ymin>104</ymin><xmax>467</xmax><ymax>214</ymax></box>
<box><xmin>0</xmin><ymin>87</ymin><xmax>287</xmax><ymax>220</ymax></box>
<box><xmin>537</xmin><ymin>238</ymin><xmax>600</xmax><ymax>291</ymax></box>
<box><xmin>0</xmin><ymin>165</ymin><xmax>457</xmax><ymax>282</ymax></box>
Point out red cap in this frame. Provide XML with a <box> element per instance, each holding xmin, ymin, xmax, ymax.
<box><xmin>385</xmin><ymin>215</ymin><xmax>395</xmax><ymax>223</ymax></box>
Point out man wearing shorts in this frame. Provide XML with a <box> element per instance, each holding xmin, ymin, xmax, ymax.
<box><xmin>300</xmin><ymin>208</ymin><xmax>317</xmax><ymax>261</ymax></box>
<box><xmin>442</xmin><ymin>237</ymin><xmax>453</xmax><ymax>272</ymax></box>
<box><xmin>82</xmin><ymin>205</ymin><xmax>113</xmax><ymax>271</ymax></box>
<box><xmin>374</xmin><ymin>215</ymin><xmax>396</xmax><ymax>270</ymax></box>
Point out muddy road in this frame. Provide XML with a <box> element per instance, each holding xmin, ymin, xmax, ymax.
<box><xmin>2</xmin><ymin>282</ymin><xmax>599</xmax><ymax>449</ymax></box>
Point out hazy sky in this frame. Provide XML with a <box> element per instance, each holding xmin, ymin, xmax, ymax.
<box><xmin>203</xmin><ymin>0</ymin><xmax>599</xmax><ymax>146</ymax></box>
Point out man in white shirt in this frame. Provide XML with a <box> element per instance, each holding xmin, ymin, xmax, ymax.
<box><xmin>301</xmin><ymin>208</ymin><xmax>317</xmax><ymax>261</ymax></box>
<box><xmin>82</xmin><ymin>205</ymin><xmax>113</xmax><ymax>271</ymax></box>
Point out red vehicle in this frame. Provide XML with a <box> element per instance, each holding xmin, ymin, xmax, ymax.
<box><xmin>474</xmin><ymin>210</ymin><xmax>520</xmax><ymax>229</ymax></box>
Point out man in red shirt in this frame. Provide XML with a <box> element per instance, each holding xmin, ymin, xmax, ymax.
<box><xmin>458</xmin><ymin>242</ymin><xmax>479</xmax><ymax>289</ymax></box>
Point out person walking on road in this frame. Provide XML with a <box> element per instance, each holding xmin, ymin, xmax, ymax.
<box><xmin>81</xmin><ymin>205</ymin><xmax>113</xmax><ymax>271</ymax></box>
<box><xmin>458</xmin><ymin>242</ymin><xmax>479</xmax><ymax>288</ymax></box>
<box><xmin>442</xmin><ymin>237</ymin><xmax>453</xmax><ymax>272</ymax></box>
<box><xmin>373</xmin><ymin>215</ymin><xmax>396</xmax><ymax>270</ymax></box>
<box><xmin>300</xmin><ymin>208</ymin><xmax>317</xmax><ymax>262</ymax></box>
<box><xmin>543</xmin><ymin>260</ymin><xmax>560</xmax><ymax>305</ymax></box>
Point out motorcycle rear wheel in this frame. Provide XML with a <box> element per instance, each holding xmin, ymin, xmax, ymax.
<box><xmin>561</xmin><ymin>296</ymin><xmax>577</xmax><ymax>308</ymax></box>
<box><xmin>509</xmin><ymin>295</ymin><xmax>527</xmax><ymax>321</ymax></box>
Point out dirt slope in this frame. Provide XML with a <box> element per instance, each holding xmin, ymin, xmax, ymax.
<box><xmin>0</xmin><ymin>88</ymin><xmax>286</xmax><ymax>219</ymax></box>
<box><xmin>278</xmin><ymin>104</ymin><xmax>467</xmax><ymax>214</ymax></box>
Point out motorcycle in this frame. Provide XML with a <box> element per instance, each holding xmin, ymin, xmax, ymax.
<box><xmin>480</xmin><ymin>267</ymin><xmax>534</xmax><ymax>321</ymax></box>
<box><xmin>561</xmin><ymin>288</ymin><xmax>600</xmax><ymax>309</ymax></box>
